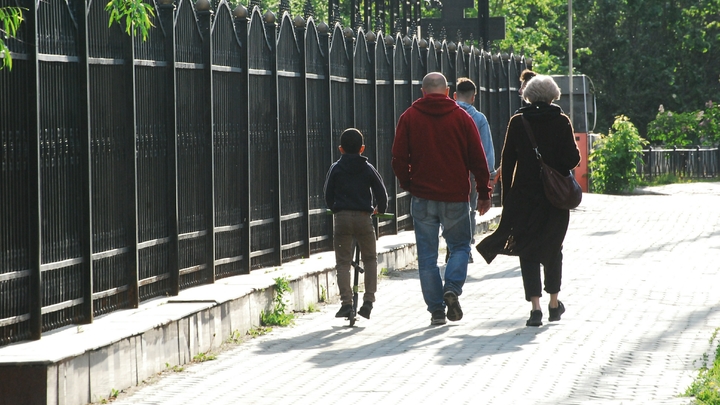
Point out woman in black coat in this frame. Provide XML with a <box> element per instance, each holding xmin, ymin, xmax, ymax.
<box><xmin>476</xmin><ymin>75</ymin><xmax>581</xmax><ymax>327</ymax></box>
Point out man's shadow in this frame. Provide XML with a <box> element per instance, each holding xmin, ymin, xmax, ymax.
<box><xmin>433</xmin><ymin>323</ymin><xmax>550</xmax><ymax>365</ymax></box>
<box><xmin>252</xmin><ymin>316</ymin><xmax>550</xmax><ymax>368</ymax></box>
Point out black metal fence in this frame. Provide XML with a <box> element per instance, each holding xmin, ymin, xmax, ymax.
<box><xmin>0</xmin><ymin>0</ymin><xmax>527</xmax><ymax>345</ymax></box>
<box><xmin>637</xmin><ymin>147</ymin><xmax>720</xmax><ymax>179</ymax></box>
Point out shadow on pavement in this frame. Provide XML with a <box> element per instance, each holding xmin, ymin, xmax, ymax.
<box><xmin>305</xmin><ymin>326</ymin><xmax>452</xmax><ymax>367</ymax></box>
<box><xmin>434</xmin><ymin>326</ymin><xmax>549</xmax><ymax>366</ymax></box>
<box><xmin>252</xmin><ymin>325</ymin><xmax>366</xmax><ymax>354</ymax></box>
<box><xmin>467</xmin><ymin>263</ymin><xmax>521</xmax><ymax>283</ymax></box>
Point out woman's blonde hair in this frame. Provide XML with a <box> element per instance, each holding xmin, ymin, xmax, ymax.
<box><xmin>522</xmin><ymin>75</ymin><xmax>561</xmax><ymax>104</ymax></box>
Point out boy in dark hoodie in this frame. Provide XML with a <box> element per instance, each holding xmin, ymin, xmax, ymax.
<box><xmin>324</xmin><ymin>128</ymin><xmax>388</xmax><ymax>320</ymax></box>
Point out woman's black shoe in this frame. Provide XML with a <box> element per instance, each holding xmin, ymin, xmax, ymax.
<box><xmin>548</xmin><ymin>301</ymin><xmax>565</xmax><ymax>322</ymax></box>
<box><xmin>526</xmin><ymin>310</ymin><xmax>543</xmax><ymax>327</ymax></box>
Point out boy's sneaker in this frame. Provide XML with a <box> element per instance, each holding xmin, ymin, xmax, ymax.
<box><xmin>358</xmin><ymin>301</ymin><xmax>373</xmax><ymax>319</ymax></box>
<box><xmin>431</xmin><ymin>309</ymin><xmax>447</xmax><ymax>325</ymax></box>
<box><xmin>335</xmin><ymin>304</ymin><xmax>353</xmax><ymax>318</ymax></box>
<box><xmin>443</xmin><ymin>291</ymin><xmax>463</xmax><ymax>321</ymax></box>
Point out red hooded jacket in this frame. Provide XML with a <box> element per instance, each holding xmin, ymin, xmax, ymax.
<box><xmin>392</xmin><ymin>93</ymin><xmax>492</xmax><ymax>202</ymax></box>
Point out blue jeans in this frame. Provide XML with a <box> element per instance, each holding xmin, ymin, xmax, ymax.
<box><xmin>411</xmin><ymin>196</ymin><xmax>472</xmax><ymax>313</ymax></box>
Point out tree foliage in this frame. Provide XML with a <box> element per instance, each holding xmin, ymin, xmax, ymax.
<box><xmin>106</xmin><ymin>0</ymin><xmax>155</xmax><ymax>41</ymax></box>
<box><xmin>491</xmin><ymin>0</ymin><xmax>567</xmax><ymax>74</ymax></box>
<box><xmin>647</xmin><ymin>101</ymin><xmax>720</xmax><ymax>147</ymax></box>
<box><xmin>573</xmin><ymin>0</ymin><xmax>720</xmax><ymax>136</ymax></box>
<box><xmin>0</xmin><ymin>6</ymin><xmax>23</xmax><ymax>70</ymax></box>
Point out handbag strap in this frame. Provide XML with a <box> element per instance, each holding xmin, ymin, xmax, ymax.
<box><xmin>521</xmin><ymin>116</ymin><xmax>545</xmax><ymax>164</ymax></box>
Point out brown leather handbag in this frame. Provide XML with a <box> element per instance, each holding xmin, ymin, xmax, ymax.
<box><xmin>521</xmin><ymin>117</ymin><xmax>582</xmax><ymax>210</ymax></box>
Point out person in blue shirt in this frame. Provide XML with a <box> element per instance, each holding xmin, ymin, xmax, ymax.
<box><xmin>453</xmin><ymin>77</ymin><xmax>497</xmax><ymax>262</ymax></box>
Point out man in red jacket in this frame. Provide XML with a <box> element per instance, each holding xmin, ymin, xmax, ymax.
<box><xmin>392</xmin><ymin>72</ymin><xmax>492</xmax><ymax>325</ymax></box>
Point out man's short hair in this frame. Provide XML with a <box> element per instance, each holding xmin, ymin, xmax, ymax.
<box><xmin>522</xmin><ymin>75</ymin><xmax>561</xmax><ymax>104</ymax></box>
<box><xmin>422</xmin><ymin>72</ymin><xmax>448</xmax><ymax>93</ymax></box>
<box><xmin>340</xmin><ymin>128</ymin><xmax>364</xmax><ymax>154</ymax></box>
<box><xmin>519</xmin><ymin>69</ymin><xmax>536</xmax><ymax>83</ymax></box>
<box><xmin>456</xmin><ymin>77</ymin><xmax>476</xmax><ymax>98</ymax></box>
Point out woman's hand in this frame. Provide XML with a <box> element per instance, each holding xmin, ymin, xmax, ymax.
<box><xmin>494</xmin><ymin>167</ymin><xmax>502</xmax><ymax>185</ymax></box>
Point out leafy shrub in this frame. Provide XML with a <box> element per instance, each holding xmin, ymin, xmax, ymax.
<box><xmin>260</xmin><ymin>276</ymin><xmax>295</xmax><ymax>327</ymax></box>
<box><xmin>589</xmin><ymin>115</ymin><xmax>648</xmax><ymax>194</ymax></box>
<box><xmin>647</xmin><ymin>101</ymin><xmax>720</xmax><ymax>147</ymax></box>
<box><xmin>684</xmin><ymin>328</ymin><xmax>720</xmax><ymax>404</ymax></box>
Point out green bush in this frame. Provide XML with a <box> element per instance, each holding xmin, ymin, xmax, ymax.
<box><xmin>647</xmin><ymin>101</ymin><xmax>720</xmax><ymax>147</ymax></box>
<box><xmin>260</xmin><ymin>276</ymin><xmax>295</xmax><ymax>327</ymax></box>
<box><xmin>589</xmin><ymin>115</ymin><xmax>648</xmax><ymax>194</ymax></box>
<box><xmin>684</xmin><ymin>328</ymin><xmax>720</xmax><ymax>404</ymax></box>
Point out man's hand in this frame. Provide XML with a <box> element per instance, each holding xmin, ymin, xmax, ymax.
<box><xmin>477</xmin><ymin>199</ymin><xmax>491</xmax><ymax>216</ymax></box>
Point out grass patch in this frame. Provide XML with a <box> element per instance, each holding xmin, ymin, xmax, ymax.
<box><xmin>99</xmin><ymin>388</ymin><xmax>120</xmax><ymax>403</ymax></box>
<box><xmin>638</xmin><ymin>175</ymin><xmax>720</xmax><ymax>187</ymax></box>
<box><xmin>247</xmin><ymin>325</ymin><xmax>272</xmax><ymax>338</ymax></box>
<box><xmin>225</xmin><ymin>329</ymin><xmax>244</xmax><ymax>344</ymax></box>
<box><xmin>319</xmin><ymin>284</ymin><xmax>327</xmax><ymax>302</ymax></box>
<box><xmin>192</xmin><ymin>352</ymin><xmax>217</xmax><ymax>363</ymax></box>
<box><xmin>684</xmin><ymin>327</ymin><xmax>720</xmax><ymax>404</ymax></box>
<box><xmin>165</xmin><ymin>362</ymin><xmax>184</xmax><ymax>372</ymax></box>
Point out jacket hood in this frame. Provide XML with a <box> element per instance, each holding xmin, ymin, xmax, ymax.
<box><xmin>456</xmin><ymin>100</ymin><xmax>474</xmax><ymax>112</ymax></box>
<box><xmin>411</xmin><ymin>93</ymin><xmax>460</xmax><ymax>117</ymax></box>
<box><xmin>518</xmin><ymin>102</ymin><xmax>564</xmax><ymax>122</ymax></box>
<box><xmin>337</xmin><ymin>153</ymin><xmax>368</xmax><ymax>174</ymax></box>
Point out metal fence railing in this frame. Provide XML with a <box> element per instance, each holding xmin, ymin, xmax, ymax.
<box><xmin>0</xmin><ymin>0</ymin><xmax>527</xmax><ymax>345</ymax></box>
<box><xmin>637</xmin><ymin>147</ymin><xmax>720</xmax><ymax>179</ymax></box>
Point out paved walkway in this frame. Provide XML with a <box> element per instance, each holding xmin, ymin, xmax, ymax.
<box><xmin>109</xmin><ymin>183</ymin><xmax>720</xmax><ymax>405</ymax></box>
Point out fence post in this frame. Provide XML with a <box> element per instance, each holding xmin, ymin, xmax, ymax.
<box><xmin>295</xmin><ymin>16</ymin><xmax>312</xmax><ymax>260</ymax></box>
<box><xmin>196</xmin><ymin>0</ymin><xmax>216</xmax><ymax>282</ymax></box>
<box><xmin>157</xmin><ymin>0</ymin><xmax>180</xmax><ymax>295</ymax></box>
<box><xmin>384</xmin><ymin>34</ymin><xmax>399</xmax><ymax>234</ymax></box>
<box><xmin>25</xmin><ymin>0</ymin><xmax>42</xmax><ymax>340</ymax></box>
<box><xmin>78</xmin><ymin>0</ymin><xmax>94</xmax><ymax>324</ymax></box>
<box><xmin>264</xmin><ymin>10</ymin><xmax>282</xmax><ymax>266</ymax></box>
<box><xmin>127</xmin><ymin>4</ymin><xmax>140</xmax><ymax>309</ymax></box>
<box><xmin>319</xmin><ymin>22</ymin><xmax>333</xmax><ymax>250</ymax></box>
<box><xmin>232</xmin><ymin>5</ymin><xmax>251</xmax><ymax>274</ymax></box>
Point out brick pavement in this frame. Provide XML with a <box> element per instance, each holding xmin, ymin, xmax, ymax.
<box><xmin>109</xmin><ymin>183</ymin><xmax>720</xmax><ymax>405</ymax></box>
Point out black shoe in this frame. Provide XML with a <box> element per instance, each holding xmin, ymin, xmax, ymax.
<box><xmin>335</xmin><ymin>304</ymin><xmax>353</xmax><ymax>318</ymax></box>
<box><xmin>548</xmin><ymin>301</ymin><xmax>565</xmax><ymax>322</ymax></box>
<box><xmin>526</xmin><ymin>310</ymin><xmax>543</xmax><ymax>327</ymax></box>
<box><xmin>468</xmin><ymin>253</ymin><xmax>474</xmax><ymax>264</ymax></box>
<box><xmin>431</xmin><ymin>309</ymin><xmax>447</xmax><ymax>325</ymax></box>
<box><xmin>443</xmin><ymin>291</ymin><xmax>463</xmax><ymax>321</ymax></box>
<box><xmin>358</xmin><ymin>301</ymin><xmax>373</xmax><ymax>319</ymax></box>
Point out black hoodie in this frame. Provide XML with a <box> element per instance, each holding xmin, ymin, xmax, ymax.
<box><xmin>324</xmin><ymin>153</ymin><xmax>388</xmax><ymax>214</ymax></box>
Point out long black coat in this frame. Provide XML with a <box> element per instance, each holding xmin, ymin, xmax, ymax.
<box><xmin>477</xmin><ymin>102</ymin><xmax>581</xmax><ymax>265</ymax></box>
